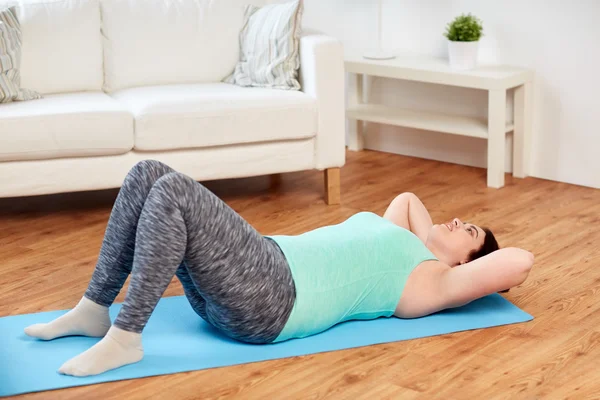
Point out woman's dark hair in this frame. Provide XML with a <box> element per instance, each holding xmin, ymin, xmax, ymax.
<box><xmin>467</xmin><ymin>228</ymin><xmax>507</xmax><ymax>292</ymax></box>
<box><xmin>467</xmin><ymin>227</ymin><xmax>499</xmax><ymax>262</ymax></box>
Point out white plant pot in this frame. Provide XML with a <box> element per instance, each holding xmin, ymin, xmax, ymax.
<box><xmin>448</xmin><ymin>40</ymin><xmax>479</xmax><ymax>70</ymax></box>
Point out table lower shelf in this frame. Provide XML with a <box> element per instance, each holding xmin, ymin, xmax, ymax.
<box><xmin>347</xmin><ymin>104</ymin><xmax>514</xmax><ymax>139</ymax></box>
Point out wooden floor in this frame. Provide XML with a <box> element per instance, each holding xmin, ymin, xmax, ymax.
<box><xmin>1</xmin><ymin>149</ymin><xmax>599</xmax><ymax>399</ymax></box>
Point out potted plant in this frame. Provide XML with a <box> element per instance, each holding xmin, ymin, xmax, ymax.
<box><xmin>444</xmin><ymin>13</ymin><xmax>483</xmax><ymax>70</ymax></box>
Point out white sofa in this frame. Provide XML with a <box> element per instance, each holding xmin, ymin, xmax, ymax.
<box><xmin>0</xmin><ymin>0</ymin><xmax>345</xmax><ymax>203</ymax></box>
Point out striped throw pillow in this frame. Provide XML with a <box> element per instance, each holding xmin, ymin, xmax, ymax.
<box><xmin>0</xmin><ymin>7</ymin><xmax>41</xmax><ymax>103</ymax></box>
<box><xmin>225</xmin><ymin>0</ymin><xmax>303</xmax><ymax>90</ymax></box>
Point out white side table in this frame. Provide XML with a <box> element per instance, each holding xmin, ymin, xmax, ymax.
<box><xmin>345</xmin><ymin>52</ymin><xmax>534</xmax><ymax>188</ymax></box>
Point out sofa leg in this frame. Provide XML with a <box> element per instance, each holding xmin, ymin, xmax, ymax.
<box><xmin>270</xmin><ymin>174</ymin><xmax>282</xmax><ymax>188</ymax></box>
<box><xmin>324</xmin><ymin>168</ymin><xmax>341</xmax><ymax>205</ymax></box>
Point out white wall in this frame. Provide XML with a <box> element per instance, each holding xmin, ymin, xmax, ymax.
<box><xmin>302</xmin><ymin>0</ymin><xmax>600</xmax><ymax>189</ymax></box>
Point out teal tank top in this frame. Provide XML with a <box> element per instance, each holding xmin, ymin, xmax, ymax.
<box><xmin>267</xmin><ymin>212</ymin><xmax>437</xmax><ymax>343</ymax></box>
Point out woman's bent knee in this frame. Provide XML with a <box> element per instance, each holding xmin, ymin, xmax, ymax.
<box><xmin>154</xmin><ymin>172</ymin><xmax>195</xmax><ymax>187</ymax></box>
<box><xmin>149</xmin><ymin>172</ymin><xmax>203</xmax><ymax>202</ymax></box>
<box><xmin>124</xmin><ymin>161</ymin><xmax>175</xmax><ymax>189</ymax></box>
<box><xmin>130</xmin><ymin>160</ymin><xmax>168</xmax><ymax>175</ymax></box>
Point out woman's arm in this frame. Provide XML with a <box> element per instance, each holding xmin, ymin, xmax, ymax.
<box><xmin>383</xmin><ymin>192</ymin><xmax>433</xmax><ymax>243</ymax></box>
<box><xmin>440</xmin><ymin>247</ymin><xmax>534</xmax><ymax>309</ymax></box>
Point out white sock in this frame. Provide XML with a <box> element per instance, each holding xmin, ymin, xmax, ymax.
<box><xmin>24</xmin><ymin>297</ymin><xmax>111</xmax><ymax>340</ymax></box>
<box><xmin>58</xmin><ymin>326</ymin><xmax>143</xmax><ymax>377</ymax></box>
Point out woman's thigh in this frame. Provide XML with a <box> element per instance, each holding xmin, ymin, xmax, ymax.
<box><xmin>199</xmin><ymin>238</ymin><xmax>294</xmax><ymax>344</ymax></box>
<box><xmin>166</xmin><ymin>174</ymin><xmax>296</xmax><ymax>344</ymax></box>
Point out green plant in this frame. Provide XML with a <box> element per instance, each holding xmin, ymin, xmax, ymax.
<box><xmin>444</xmin><ymin>13</ymin><xmax>483</xmax><ymax>42</ymax></box>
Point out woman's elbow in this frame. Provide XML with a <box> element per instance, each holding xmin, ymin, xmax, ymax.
<box><xmin>522</xmin><ymin>250</ymin><xmax>535</xmax><ymax>271</ymax></box>
<box><xmin>507</xmin><ymin>248</ymin><xmax>534</xmax><ymax>270</ymax></box>
<box><xmin>515</xmin><ymin>250</ymin><xmax>534</xmax><ymax>285</ymax></box>
<box><xmin>392</xmin><ymin>192</ymin><xmax>415</xmax><ymax>203</ymax></box>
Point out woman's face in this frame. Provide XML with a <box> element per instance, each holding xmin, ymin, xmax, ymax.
<box><xmin>426</xmin><ymin>218</ymin><xmax>485</xmax><ymax>266</ymax></box>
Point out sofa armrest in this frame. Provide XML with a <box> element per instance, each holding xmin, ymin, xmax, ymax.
<box><xmin>299</xmin><ymin>30</ymin><xmax>345</xmax><ymax>170</ymax></box>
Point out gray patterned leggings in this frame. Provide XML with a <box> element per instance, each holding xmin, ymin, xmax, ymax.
<box><xmin>83</xmin><ymin>160</ymin><xmax>296</xmax><ymax>344</ymax></box>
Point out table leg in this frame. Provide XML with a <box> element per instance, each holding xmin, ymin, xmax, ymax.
<box><xmin>347</xmin><ymin>73</ymin><xmax>364</xmax><ymax>151</ymax></box>
<box><xmin>513</xmin><ymin>82</ymin><xmax>532</xmax><ymax>178</ymax></box>
<box><xmin>487</xmin><ymin>89</ymin><xmax>507</xmax><ymax>188</ymax></box>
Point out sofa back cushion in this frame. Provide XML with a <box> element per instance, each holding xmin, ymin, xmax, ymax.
<box><xmin>101</xmin><ymin>0</ymin><xmax>266</xmax><ymax>92</ymax></box>
<box><xmin>2</xmin><ymin>0</ymin><xmax>103</xmax><ymax>94</ymax></box>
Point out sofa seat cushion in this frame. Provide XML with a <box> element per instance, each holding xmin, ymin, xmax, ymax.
<box><xmin>111</xmin><ymin>83</ymin><xmax>317</xmax><ymax>151</ymax></box>
<box><xmin>0</xmin><ymin>92</ymin><xmax>134</xmax><ymax>162</ymax></box>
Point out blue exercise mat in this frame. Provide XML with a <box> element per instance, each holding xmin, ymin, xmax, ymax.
<box><xmin>0</xmin><ymin>294</ymin><xmax>532</xmax><ymax>397</ymax></box>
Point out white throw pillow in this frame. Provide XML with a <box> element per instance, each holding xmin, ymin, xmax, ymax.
<box><xmin>225</xmin><ymin>0</ymin><xmax>303</xmax><ymax>90</ymax></box>
<box><xmin>0</xmin><ymin>6</ymin><xmax>41</xmax><ymax>103</ymax></box>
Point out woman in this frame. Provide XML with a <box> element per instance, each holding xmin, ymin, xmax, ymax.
<box><xmin>24</xmin><ymin>161</ymin><xmax>534</xmax><ymax>377</ymax></box>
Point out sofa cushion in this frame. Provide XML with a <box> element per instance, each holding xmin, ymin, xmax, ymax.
<box><xmin>101</xmin><ymin>0</ymin><xmax>266</xmax><ymax>92</ymax></box>
<box><xmin>111</xmin><ymin>83</ymin><xmax>317</xmax><ymax>151</ymax></box>
<box><xmin>0</xmin><ymin>92</ymin><xmax>134</xmax><ymax>162</ymax></box>
<box><xmin>0</xmin><ymin>0</ymin><xmax>104</xmax><ymax>94</ymax></box>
